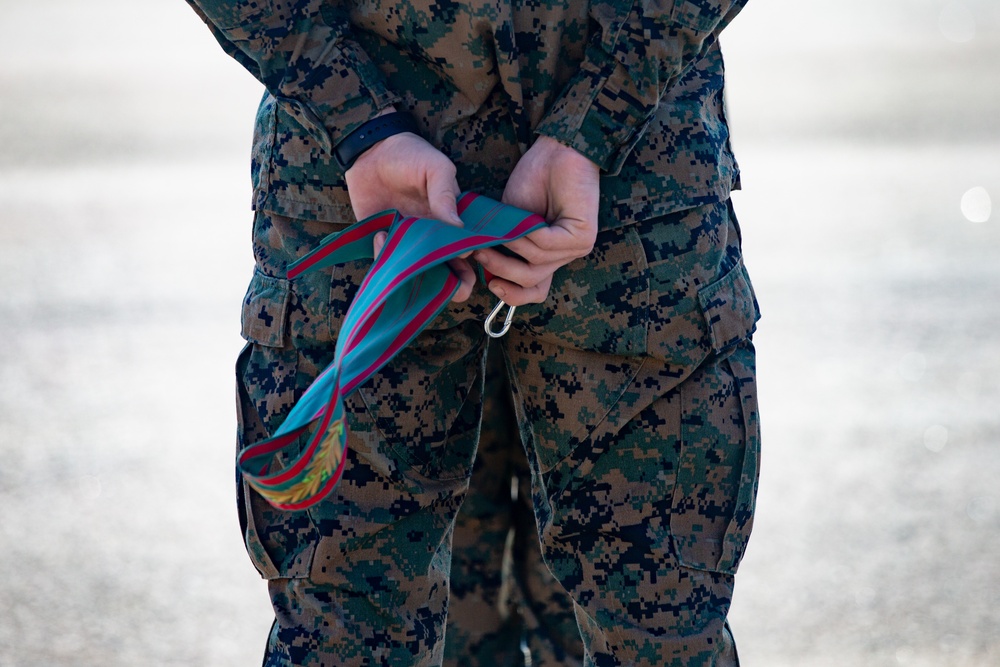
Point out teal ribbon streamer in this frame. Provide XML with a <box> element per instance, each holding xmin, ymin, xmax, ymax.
<box><xmin>238</xmin><ymin>193</ymin><xmax>546</xmax><ymax>510</ymax></box>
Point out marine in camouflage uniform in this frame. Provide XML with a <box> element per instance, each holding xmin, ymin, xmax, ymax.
<box><xmin>187</xmin><ymin>0</ymin><xmax>761</xmax><ymax>664</ymax></box>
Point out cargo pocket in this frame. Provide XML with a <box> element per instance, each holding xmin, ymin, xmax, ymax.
<box><xmin>510</xmin><ymin>200</ymin><xmax>763</xmax><ymax>476</ymax></box>
<box><xmin>697</xmin><ymin>260</ymin><xmax>759</xmax><ymax>357</ymax></box>
<box><xmin>236</xmin><ymin>270</ymin><xmax>318</xmax><ymax>579</ymax></box>
<box><xmin>646</xmin><ymin>254</ymin><xmax>758</xmax><ymax>373</ymax></box>
<box><xmin>240</xmin><ymin>269</ymin><xmax>298</xmax><ymax>434</ymax></box>
<box><xmin>669</xmin><ymin>340</ymin><xmax>759</xmax><ymax>574</ymax></box>
<box><xmin>241</xmin><ymin>269</ymin><xmax>290</xmax><ymax>349</ymax></box>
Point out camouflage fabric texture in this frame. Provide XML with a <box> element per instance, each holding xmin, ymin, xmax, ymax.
<box><xmin>444</xmin><ymin>344</ymin><xmax>583</xmax><ymax>667</ymax></box>
<box><xmin>235</xmin><ymin>198</ymin><xmax>759</xmax><ymax>666</ymax></box>
<box><xmin>186</xmin><ymin>0</ymin><xmax>746</xmax><ymax>226</ymax></box>
<box><xmin>187</xmin><ymin>0</ymin><xmax>760</xmax><ymax>664</ymax></box>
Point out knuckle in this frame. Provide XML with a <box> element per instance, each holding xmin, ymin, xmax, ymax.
<box><xmin>521</xmin><ymin>245</ymin><xmax>545</xmax><ymax>264</ymax></box>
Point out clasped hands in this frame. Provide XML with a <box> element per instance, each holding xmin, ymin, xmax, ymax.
<box><xmin>344</xmin><ymin>128</ymin><xmax>599</xmax><ymax>307</ymax></box>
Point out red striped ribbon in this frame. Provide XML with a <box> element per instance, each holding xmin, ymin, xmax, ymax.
<box><xmin>238</xmin><ymin>193</ymin><xmax>546</xmax><ymax>510</ymax></box>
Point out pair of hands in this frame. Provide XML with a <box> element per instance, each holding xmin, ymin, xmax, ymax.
<box><xmin>344</xmin><ymin>130</ymin><xmax>599</xmax><ymax>307</ymax></box>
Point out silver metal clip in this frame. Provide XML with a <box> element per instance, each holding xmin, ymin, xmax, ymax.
<box><xmin>485</xmin><ymin>300</ymin><xmax>516</xmax><ymax>338</ymax></box>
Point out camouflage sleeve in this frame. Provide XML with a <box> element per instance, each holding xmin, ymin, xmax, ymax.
<box><xmin>184</xmin><ymin>0</ymin><xmax>400</xmax><ymax>153</ymax></box>
<box><xmin>535</xmin><ymin>0</ymin><xmax>749</xmax><ymax>175</ymax></box>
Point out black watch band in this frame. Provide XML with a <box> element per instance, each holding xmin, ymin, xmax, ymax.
<box><xmin>334</xmin><ymin>111</ymin><xmax>421</xmax><ymax>170</ymax></box>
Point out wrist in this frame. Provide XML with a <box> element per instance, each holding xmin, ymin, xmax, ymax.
<box><xmin>335</xmin><ymin>111</ymin><xmax>421</xmax><ymax>171</ymax></box>
<box><xmin>534</xmin><ymin>134</ymin><xmax>599</xmax><ymax>168</ymax></box>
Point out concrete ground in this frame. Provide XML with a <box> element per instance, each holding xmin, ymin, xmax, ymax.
<box><xmin>0</xmin><ymin>0</ymin><xmax>998</xmax><ymax>665</ymax></box>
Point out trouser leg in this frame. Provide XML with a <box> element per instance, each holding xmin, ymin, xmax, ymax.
<box><xmin>445</xmin><ymin>343</ymin><xmax>585</xmax><ymax>667</ymax></box>
<box><xmin>508</xmin><ymin>340</ymin><xmax>758</xmax><ymax>667</ymax></box>
<box><xmin>444</xmin><ymin>343</ymin><xmax>523</xmax><ymax>667</ymax></box>
<box><xmin>508</xmin><ymin>451</ymin><xmax>585</xmax><ymax>667</ymax></box>
<box><xmin>237</xmin><ymin>199</ymin><xmax>759</xmax><ymax>667</ymax></box>
<box><xmin>240</xmin><ymin>323</ymin><xmax>489</xmax><ymax>666</ymax></box>
<box><xmin>501</xmin><ymin>201</ymin><xmax>760</xmax><ymax>666</ymax></box>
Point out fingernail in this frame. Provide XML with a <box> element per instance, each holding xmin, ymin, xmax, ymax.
<box><xmin>474</xmin><ymin>251</ymin><xmax>486</xmax><ymax>264</ymax></box>
<box><xmin>489</xmin><ymin>282</ymin><xmax>505</xmax><ymax>299</ymax></box>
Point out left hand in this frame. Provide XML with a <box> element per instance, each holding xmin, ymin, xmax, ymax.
<box><xmin>345</xmin><ymin>124</ymin><xmax>475</xmax><ymax>302</ymax></box>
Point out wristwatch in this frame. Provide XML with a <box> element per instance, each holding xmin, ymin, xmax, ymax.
<box><xmin>333</xmin><ymin>111</ymin><xmax>422</xmax><ymax>170</ymax></box>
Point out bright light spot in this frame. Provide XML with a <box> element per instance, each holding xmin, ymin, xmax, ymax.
<box><xmin>898</xmin><ymin>352</ymin><xmax>926</xmax><ymax>382</ymax></box>
<box><xmin>966</xmin><ymin>495</ymin><xmax>996</xmax><ymax>524</ymax></box>
<box><xmin>961</xmin><ymin>186</ymin><xmax>992</xmax><ymax>223</ymax></box>
<box><xmin>939</xmin><ymin>2</ymin><xmax>976</xmax><ymax>43</ymax></box>
<box><xmin>923</xmin><ymin>424</ymin><xmax>949</xmax><ymax>452</ymax></box>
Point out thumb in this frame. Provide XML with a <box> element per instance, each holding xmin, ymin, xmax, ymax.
<box><xmin>427</xmin><ymin>170</ymin><xmax>464</xmax><ymax>227</ymax></box>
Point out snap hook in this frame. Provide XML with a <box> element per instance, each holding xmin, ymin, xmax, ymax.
<box><xmin>485</xmin><ymin>300</ymin><xmax>516</xmax><ymax>338</ymax></box>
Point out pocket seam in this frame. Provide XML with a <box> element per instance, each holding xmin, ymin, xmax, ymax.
<box><xmin>670</xmin><ymin>351</ymin><xmax>755</xmax><ymax>575</ymax></box>
<box><xmin>670</xmin><ymin>0</ymin><xmax>722</xmax><ymax>33</ymax></box>
<box><xmin>537</xmin><ymin>356</ymin><xmax>648</xmax><ymax>476</ymax></box>
<box><xmin>236</xmin><ymin>343</ymin><xmax>282</xmax><ymax>580</ymax></box>
<box><xmin>697</xmin><ymin>258</ymin><xmax>758</xmax><ymax>356</ymax></box>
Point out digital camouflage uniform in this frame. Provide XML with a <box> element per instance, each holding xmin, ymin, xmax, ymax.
<box><xmin>187</xmin><ymin>0</ymin><xmax>761</xmax><ymax>664</ymax></box>
<box><xmin>444</xmin><ymin>344</ymin><xmax>584</xmax><ymax>667</ymax></box>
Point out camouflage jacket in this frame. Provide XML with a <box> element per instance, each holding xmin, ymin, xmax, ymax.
<box><xmin>187</xmin><ymin>0</ymin><xmax>747</xmax><ymax>229</ymax></box>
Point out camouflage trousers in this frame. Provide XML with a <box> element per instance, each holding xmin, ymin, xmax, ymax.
<box><xmin>236</xmin><ymin>198</ymin><xmax>760</xmax><ymax>667</ymax></box>
<box><xmin>443</xmin><ymin>344</ymin><xmax>584</xmax><ymax>667</ymax></box>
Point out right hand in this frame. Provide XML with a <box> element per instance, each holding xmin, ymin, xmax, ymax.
<box><xmin>473</xmin><ymin>135</ymin><xmax>600</xmax><ymax>307</ymax></box>
<box><xmin>345</xmin><ymin>128</ymin><xmax>474</xmax><ymax>302</ymax></box>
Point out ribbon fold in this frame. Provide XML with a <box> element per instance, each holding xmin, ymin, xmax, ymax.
<box><xmin>238</xmin><ymin>193</ymin><xmax>546</xmax><ymax>510</ymax></box>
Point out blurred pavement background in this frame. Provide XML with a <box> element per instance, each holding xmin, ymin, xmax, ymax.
<box><xmin>1</xmin><ymin>0</ymin><xmax>998</xmax><ymax>665</ymax></box>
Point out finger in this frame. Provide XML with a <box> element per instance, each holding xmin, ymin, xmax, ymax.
<box><xmin>447</xmin><ymin>257</ymin><xmax>476</xmax><ymax>303</ymax></box>
<box><xmin>373</xmin><ymin>231</ymin><xmax>388</xmax><ymax>256</ymax></box>
<box><xmin>474</xmin><ymin>247</ymin><xmax>560</xmax><ymax>290</ymax></box>
<box><xmin>427</xmin><ymin>168</ymin><xmax>463</xmax><ymax>227</ymax></box>
<box><xmin>476</xmin><ymin>250</ymin><xmax>564</xmax><ymax>296</ymax></box>
<box><xmin>502</xmin><ymin>235</ymin><xmax>565</xmax><ymax>266</ymax></box>
<box><xmin>487</xmin><ymin>275</ymin><xmax>553</xmax><ymax>307</ymax></box>
<box><xmin>501</xmin><ymin>233</ymin><xmax>584</xmax><ymax>267</ymax></box>
<box><xmin>529</xmin><ymin>216</ymin><xmax>597</xmax><ymax>251</ymax></box>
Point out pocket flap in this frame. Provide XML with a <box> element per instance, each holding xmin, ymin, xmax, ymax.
<box><xmin>697</xmin><ymin>259</ymin><xmax>759</xmax><ymax>355</ymax></box>
<box><xmin>670</xmin><ymin>0</ymin><xmax>723</xmax><ymax>33</ymax></box>
<box><xmin>241</xmin><ymin>269</ymin><xmax>291</xmax><ymax>347</ymax></box>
